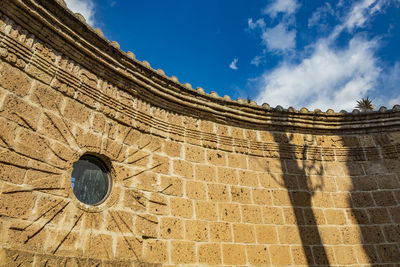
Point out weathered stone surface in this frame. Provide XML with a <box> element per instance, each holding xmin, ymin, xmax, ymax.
<box><xmin>0</xmin><ymin>1</ymin><xmax>399</xmax><ymax>265</ymax></box>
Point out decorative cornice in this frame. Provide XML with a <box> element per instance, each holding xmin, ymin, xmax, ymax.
<box><xmin>1</xmin><ymin>0</ymin><xmax>399</xmax><ymax>134</ymax></box>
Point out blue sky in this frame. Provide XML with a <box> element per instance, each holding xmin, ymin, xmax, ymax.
<box><xmin>64</xmin><ymin>0</ymin><xmax>400</xmax><ymax>111</ymax></box>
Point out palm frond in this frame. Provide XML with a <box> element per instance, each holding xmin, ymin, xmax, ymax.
<box><xmin>356</xmin><ymin>97</ymin><xmax>374</xmax><ymax>112</ymax></box>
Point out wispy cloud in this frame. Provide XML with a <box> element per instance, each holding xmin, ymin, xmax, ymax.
<box><xmin>262</xmin><ymin>0</ymin><xmax>300</xmax><ymax>18</ymax></box>
<box><xmin>248</xmin><ymin>0</ymin><xmax>299</xmax><ymax>57</ymax></box>
<box><xmin>308</xmin><ymin>3</ymin><xmax>334</xmax><ymax>29</ymax></box>
<box><xmin>229</xmin><ymin>58</ymin><xmax>239</xmax><ymax>70</ymax></box>
<box><xmin>64</xmin><ymin>0</ymin><xmax>96</xmax><ymax>26</ymax></box>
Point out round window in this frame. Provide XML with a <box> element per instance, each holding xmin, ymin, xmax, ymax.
<box><xmin>71</xmin><ymin>155</ymin><xmax>111</xmax><ymax>205</ymax></box>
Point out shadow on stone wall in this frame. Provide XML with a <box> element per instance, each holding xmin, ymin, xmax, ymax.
<box><xmin>271</xmin><ymin>132</ymin><xmax>330</xmax><ymax>265</ymax></box>
<box><xmin>269</xmin><ymin>129</ymin><xmax>400</xmax><ymax>265</ymax></box>
<box><xmin>345</xmin><ymin>136</ymin><xmax>400</xmax><ymax>264</ymax></box>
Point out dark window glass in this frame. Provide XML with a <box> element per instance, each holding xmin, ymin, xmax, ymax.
<box><xmin>71</xmin><ymin>155</ymin><xmax>110</xmax><ymax>205</ymax></box>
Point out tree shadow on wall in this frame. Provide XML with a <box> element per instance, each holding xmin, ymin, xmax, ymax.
<box><xmin>269</xmin><ymin>132</ymin><xmax>331</xmax><ymax>266</ymax></box>
<box><xmin>345</xmin><ymin>135</ymin><xmax>400</xmax><ymax>264</ymax></box>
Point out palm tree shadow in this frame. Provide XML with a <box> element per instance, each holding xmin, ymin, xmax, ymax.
<box><xmin>270</xmin><ymin>131</ymin><xmax>330</xmax><ymax>266</ymax></box>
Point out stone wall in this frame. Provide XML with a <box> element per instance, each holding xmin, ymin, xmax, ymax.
<box><xmin>0</xmin><ymin>0</ymin><xmax>399</xmax><ymax>266</ymax></box>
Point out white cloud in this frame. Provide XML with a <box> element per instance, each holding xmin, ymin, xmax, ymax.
<box><xmin>308</xmin><ymin>3</ymin><xmax>334</xmax><ymax>28</ymax></box>
<box><xmin>263</xmin><ymin>0</ymin><xmax>300</xmax><ymax>18</ymax></box>
<box><xmin>248</xmin><ymin>18</ymin><xmax>266</xmax><ymax>30</ymax></box>
<box><xmin>251</xmin><ymin>55</ymin><xmax>265</xmax><ymax>66</ymax></box>
<box><xmin>330</xmin><ymin>0</ymin><xmax>391</xmax><ymax>39</ymax></box>
<box><xmin>252</xmin><ymin>0</ymin><xmax>400</xmax><ymax>111</ymax></box>
<box><xmin>255</xmin><ymin>38</ymin><xmax>380</xmax><ymax>111</ymax></box>
<box><xmin>64</xmin><ymin>0</ymin><xmax>96</xmax><ymax>26</ymax></box>
<box><xmin>229</xmin><ymin>58</ymin><xmax>239</xmax><ymax>70</ymax></box>
<box><xmin>262</xmin><ymin>23</ymin><xmax>296</xmax><ymax>52</ymax></box>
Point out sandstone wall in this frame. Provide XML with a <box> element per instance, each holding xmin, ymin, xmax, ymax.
<box><xmin>0</xmin><ymin>1</ymin><xmax>399</xmax><ymax>266</ymax></box>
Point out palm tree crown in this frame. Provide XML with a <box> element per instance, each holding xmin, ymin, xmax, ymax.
<box><xmin>356</xmin><ymin>97</ymin><xmax>374</xmax><ymax>112</ymax></box>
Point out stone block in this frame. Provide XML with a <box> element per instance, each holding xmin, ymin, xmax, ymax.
<box><xmin>324</xmin><ymin>209</ymin><xmax>347</xmax><ymax>225</ymax></box>
<box><xmin>217</xmin><ymin>167</ymin><xmax>238</xmax><ymax>184</ymax></box>
<box><xmin>172</xmin><ymin>159</ymin><xmax>194</xmax><ymax>179</ymax></box>
<box><xmin>251</xmin><ymin>188</ymin><xmax>272</xmax><ymax>205</ymax></box>
<box><xmin>277</xmin><ymin>225</ymin><xmax>301</xmax><ymax>245</ymax></box>
<box><xmin>1</xmin><ymin>94</ymin><xmax>39</xmax><ymax>131</ymax></box>
<box><xmin>160</xmin><ymin>217</ymin><xmax>183</xmax><ymax>239</ymax></box>
<box><xmin>271</xmin><ymin>189</ymin><xmax>291</xmax><ymax>206</ymax></box>
<box><xmin>134</xmin><ymin>214</ymin><xmax>158</xmax><ymax>238</ymax></box>
<box><xmin>163</xmin><ymin>141</ymin><xmax>182</xmax><ymax>158</ymax></box>
<box><xmin>360</xmin><ymin>225</ymin><xmax>385</xmax><ymax>243</ymax></box>
<box><xmin>195</xmin><ymin>200</ymin><xmax>217</xmax><ymax>221</ymax></box>
<box><xmin>208</xmin><ymin>183</ymin><xmax>229</xmax><ymax>201</ymax></box>
<box><xmin>184</xmin><ymin>144</ymin><xmax>204</xmax><ymax>163</ymax></box>
<box><xmin>233</xmin><ymin>223</ymin><xmax>255</xmax><ymax>243</ymax></box>
<box><xmin>115</xmin><ymin>235</ymin><xmax>142</xmax><ymax>260</ymax></box>
<box><xmin>333</xmin><ymin>246</ymin><xmax>356</xmax><ymax>265</ymax></box>
<box><xmin>143</xmin><ymin>240</ymin><xmax>168</xmax><ymax>263</ymax></box>
<box><xmin>255</xmin><ymin>225</ymin><xmax>278</xmax><ymax>244</ymax></box>
<box><xmin>230</xmin><ymin>186</ymin><xmax>251</xmax><ymax>204</ymax></box>
<box><xmin>218</xmin><ymin>203</ymin><xmax>241</xmax><ymax>222</ymax></box>
<box><xmin>262</xmin><ymin>207</ymin><xmax>284</xmax><ymax>224</ymax></box>
<box><xmin>186</xmin><ymin>181</ymin><xmax>206</xmax><ymax>200</ymax></box>
<box><xmin>0</xmin><ymin>188</ymin><xmax>36</xmax><ymax>219</ymax></box>
<box><xmin>367</xmin><ymin>207</ymin><xmax>391</xmax><ymax>224</ymax></box>
<box><xmin>84</xmin><ymin>234</ymin><xmax>113</xmax><ymax>259</ymax></box>
<box><xmin>160</xmin><ymin>175</ymin><xmax>183</xmax><ymax>196</ymax></box>
<box><xmin>171</xmin><ymin>241</ymin><xmax>195</xmax><ymax>264</ymax></box>
<box><xmin>209</xmin><ymin>222</ymin><xmax>232</xmax><ymax>242</ymax></box>
<box><xmin>185</xmin><ymin>220</ymin><xmax>208</xmax><ymax>241</ymax></box>
<box><xmin>238</xmin><ymin>169</ymin><xmax>258</xmax><ymax>187</ymax></box>
<box><xmin>148</xmin><ymin>193</ymin><xmax>169</xmax><ymax>215</ymax></box>
<box><xmin>170</xmin><ymin>197</ymin><xmax>193</xmax><ymax>218</ymax></box>
<box><xmin>319</xmin><ymin>227</ymin><xmax>342</xmax><ymax>245</ymax></box>
<box><xmin>0</xmin><ymin>63</ymin><xmax>31</xmax><ymax>96</ymax></box>
<box><xmin>227</xmin><ymin>153</ymin><xmax>247</xmax><ymax>169</ymax></box>
<box><xmin>222</xmin><ymin>244</ymin><xmax>246</xmax><ymax>265</ymax></box>
<box><xmin>63</xmin><ymin>98</ymin><xmax>91</xmax><ymax>126</ymax></box>
<box><xmin>195</xmin><ymin>164</ymin><xmax>216</xmax><ymax>182</ymax></box>
<box><xmin>151</xmin><ymin>154</ymin><xmax>170</xmax><ymax>175</ymax></box>
<box><xmin>198</xmin><ymin>243</ymin><xmax>221</xmax><ymax>265</ymax></box>
<box><xmin>291</xmin><ymin>246</ymin><xmax>310</xmax><ymax>265</ymax></box>
<box><xmin>269</xmin><ymin>245</ymin><xmax>292</xmax><ymax>266</ymax></box>
<box><xmin>206</xmin><ymin>150</ymin><xmax>226</xmax><ymax>166</ymax></box>
<box><xmin>247</xmin><ymin>245</ymin><xmax>270</xmax><ymax>266</ymax></box>
<box><xmin>241</xmin><ymin>205</ymin><xmax>262</xmax><ymax>224</ymax></box>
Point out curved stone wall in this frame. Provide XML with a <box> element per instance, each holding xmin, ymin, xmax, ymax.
<box><xmin>0</xmin><ymin>0</ymin><xmax>399</xmax><ymax>266</ymax></box>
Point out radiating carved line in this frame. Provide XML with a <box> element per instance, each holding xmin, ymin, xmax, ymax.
<box><xmin>0</xmin><ymin>159</ymin><xmax>61</xmax><ymax>175</ymax></box>
<box><xmin>0</xmin><ymin>132</ymin><xmax>12</xmax><ymax>147</ymax></box>
<box><xmin>10</xmin><ymin>112</ymin><xmax>35</xmax><ymax>131</ymax></box>
<box><xmin>126</xmin><ymin>153</ymin><xmax>150</xmax><ymax>165</ymax></box>
<box><xmin>102</xmin><ymin>122</ymin><xmax>113</xmax><ymax>154</ymax></box>
<box><xmin>3</xmin><ymin>187</ymin><xmax>65</xmax><ymax>194</ymax></box>
<box><xmin>55</xmin><ymin>103</ymin><xmax>80</xmax><ymax>149</ymax></box>
<box><xmin>109</xmin><ymin>212</ymin><xmax>139</xmax><ymax>260</ymax></box>
<box><xmin>116</xmin><ymin>127</ymin><xmax>132</xmax><ymax>159</ymax></box>
<box><xmin>127</xmin><ymin>191</ymin><xmax>146</xmax><ymax>207</ymax></box>
<box><xmin>9</xmin><ymin>200</ymin><xmax>64</xmax><ymax>231</ymax></box>
<box><xmin>159</xmin><ymin>184</ymin><xmax>172</xmax><ymax>194</ymax></box>
<box><xmin>136</xmin><ymin>214</ymin><xmax>158</xmax><ymax>225</ymax></box>
<box><xmin>125</xmin><ymin>142</ymin><xmax>151</xmax><ymax>159</ymax></box>
<box><xmin>42</xmin><ymin>140</ymin><xmax>69</xmax><ymax>163</ymax></box>
<box><xmin>122</xmin><ymin>163</ymin><xmax>162</xmax><ymax>181</ymax></box>
<box><xmin>141</xmin><ymin>235</ymin><xmax>156</xmax><ymax>239</ymax></box>
<box><xmin>53</xmin><ymin>212</ymin><xmax>84</xmax><ymax>254</ymax></box>
<box><xmin>24</xmin><ymin>201</ymin><xmax>69</xmax><ymax>244</ymax></box>
<box><xmin>114</xmin><ymin>211</ymin><xmax>142</xmax><ymax>244</ymax></box>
